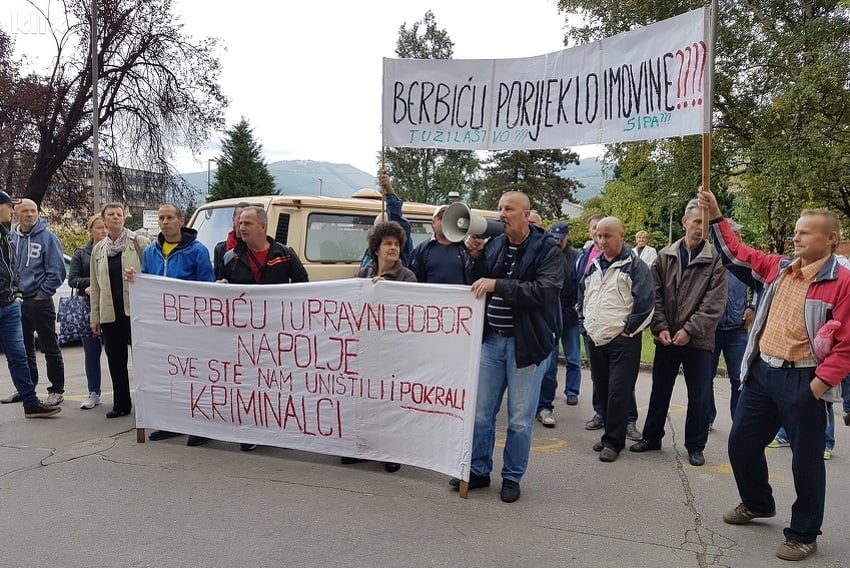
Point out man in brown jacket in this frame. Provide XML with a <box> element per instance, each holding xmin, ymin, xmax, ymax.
<box><xmin>630</xmin><ymin>197</ymin><xmax>727</xmax><ymax>466</ymax></box>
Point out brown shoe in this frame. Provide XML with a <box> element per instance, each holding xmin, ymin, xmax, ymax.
<box><xmin>843</xmin><ymin>412</ymin><xmax>850</xmax><ymax>426</ymax></box>
<box><xmin>722</xmin><ymin>503</ymin><xmax>776</xmax><ymax>525</ymax></box>
<box><xmin>775</xmin><ymin>540</ymin><xmax>817</xmax><ymax>561</ymax></box>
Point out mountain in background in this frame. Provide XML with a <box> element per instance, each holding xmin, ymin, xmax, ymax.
<box><xmin>178</xmin><ymin>156</ymin><xmax>606</xmax><ymax>205</ymax></box>
<box><xmin>178</xmin><ymin>160</ymin><xmax>378</xmax><ymax>203</ymax></box>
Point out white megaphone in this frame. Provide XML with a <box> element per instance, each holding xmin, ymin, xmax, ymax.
<box><xmin>442</xmin><ymin>202</ymin><xmax>505</xmax><ymax>243</ymax></box>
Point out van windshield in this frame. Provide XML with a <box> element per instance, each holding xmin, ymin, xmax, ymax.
<box><xmin>189</xmin><ymin>206</ymin><xmax>236</xmax><ymax>261</ymax></box>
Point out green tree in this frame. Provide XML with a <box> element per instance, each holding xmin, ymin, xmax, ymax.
<box><xmin>557</xmin><ymin>1</ymin><xmax>850</xmax><ymax>250</ymax></box>
<box><xmin>208</xmin><ymin>118</ymin><xmax>276</xmax><ymax>201</ymax></box>
<box><xmin>476</xmin><ymin>150</ymin><xmax>582</xmax><ymax>219</ymax></box>
<box><xmin>383</xmin><ymin>11</ymin><xmax>480</xmax><ymax>204</ymax></box>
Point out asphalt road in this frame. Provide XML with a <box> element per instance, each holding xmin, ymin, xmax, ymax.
<box><xmin>0</xmin><ymin>344</ymin><xmax>848</xmax><ymax>568</ymax></box>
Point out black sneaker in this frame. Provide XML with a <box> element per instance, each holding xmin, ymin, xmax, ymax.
<box><xmin>630</xmin><ymin>439</ymin><xmax>662</xmax><ymax>453</ymax></box>
<box><xmin>240</xmin><ymin>443</ymin><xmax>257</xmax><ymax>452</ymax></box>
<box><xmin>688</xmin><ymin>451</ymin><xmax>706</xmax><ymax>466</ymax></box>
<box><xmin>844</xmin><ymin>412</ymin><xmax>850</xmax><ymax>427</ymax></box>
<box><xmin>187</xmin><ymin>436</ymin><xmax>209</xmax><ymax>447</ymax></box>
<box><xmin>500</xmin><ymin>479</ymin><xmax>521</xmax><ymax>503</ymax></box>
<box><xmin>340</xmin><ymin>457</ymin><xmax>367</xmax><ymax>464</ymax></box>
<box><xmin>24</xmin><ymin>403</ymin><xmax>61</xmax><ymax>418</ymax></box>
<box><xmin>449</xmin><ymin>473</ymin><xmax>491</xmax><ymax>490</ymax></box>
<box><xmin>148</xmin><ymin>430</ymin><xmax>180</xmax><ymax>441</ymax></box>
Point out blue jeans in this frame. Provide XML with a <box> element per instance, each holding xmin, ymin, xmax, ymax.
<box><xmin>537</xmin><ymin>322</ymin><xmax>582</xmax><ymax>412</ymax></box>
<box><xmin>535</xmin><ymin>348</ymin><xmax>558</xmax><ymax>412</ymax></box>
<box><xmin>729</xmin><ymin>358</ymin><xmax>826</xmax><ymax>543</ymax></box>
<box><xmin>709</xmin><ymin>327</ymin><xmax>748</xmax><ymax>424</ymax></box>
<box><xmin>644</xmin><ymin>344</ymin><xmax>712</xmax><ymax>452</ymax></box>
<box><xmin>825</xmin><ymin>402</ymin><xmax>835</xmax><ymax>452</ymax></box>
<box><xmin>472</xmin><ymin>334</ymin><xmax>542</xmax><ymax>483</ymax></box>
<box><xmin>0</xmin><ymin>302</ymin><xmax>40</xmax><ymax>408</ymax></box>
<box><xmin>82</xmin><ymin>335</ymin><xmax>103</xmax><ymax>395</ymax></box>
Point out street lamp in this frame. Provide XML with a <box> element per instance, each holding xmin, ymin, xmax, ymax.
<box><xmin>207</xmin><ymin>158</ymin><xmax>215</xmax><ymax>190</ymax></box>
<box><xmin>318</xmin><ymin>178</ymin><xmax>323</xmax><ymax>196</ymax></box>
<box><xmin>668</xmin><ymin>192</ymin><xmax>679</xmax><ymax>245</ymax></box>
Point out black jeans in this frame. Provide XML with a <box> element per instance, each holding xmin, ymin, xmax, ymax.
<box><xmin>587</xmin><ymin>334</ymin><xmax>642</xmax><ymax>451</ymax></box>
<box><xmin>21</xmin><ymin>297</ymin><xmax>65</xmax><ymax>393</ymax></box>
<box><xmin>102</xmin><ymin>313</ymin><xmax>132</xmax><ymax>412</ymax></box>
<box><xmin>643</xmin><ymin>343</ymin><xmax>712</xmax><ymax>452</ymax></box>
<box><xmin>587</xmin><ymin>334</ymin><xmax>639</xmax><ymax>423</ymax></box>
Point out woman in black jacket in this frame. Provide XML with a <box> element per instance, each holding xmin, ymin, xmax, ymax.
<box><xmin>67</xmin><ymin>215</ymin><xmax>108</xmax><ymax>409</ymax></box>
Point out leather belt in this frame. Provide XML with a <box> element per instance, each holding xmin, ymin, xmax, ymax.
<box><xmin>760</xmin><ymin>353</ymin><xmax>817</xmax><ymax>369</ymax></box>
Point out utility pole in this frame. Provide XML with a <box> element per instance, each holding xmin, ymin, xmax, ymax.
<box><xmin>91</xmin><ymin>0</ymin><xmax>100</xmax><ymax>213</ymax></box>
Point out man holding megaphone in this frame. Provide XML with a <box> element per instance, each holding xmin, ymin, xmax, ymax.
<box><xmin>448</xmin><ymin>191</ymin><xmax>563</xmax><ymax>503</ymax></box>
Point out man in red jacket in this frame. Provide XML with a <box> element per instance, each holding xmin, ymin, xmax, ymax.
<box><xmin>700</xmin><ymin>188</ymin><xmax>850</xmax><ymax>562</ymax></box>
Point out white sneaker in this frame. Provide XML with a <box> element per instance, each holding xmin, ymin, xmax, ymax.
<box><xmin>537</xmin><ymin>409</ymin><xmax>556</xmax><ymax>427</ymax></box>
<box><xmin>44</xmin><ymin>392</ymin><xmax>64</xmax><ymax>406</ymax></box>
<box><xmin>80</xmin><ymin>393</ymin><xmax>101</xmax><ymax>409</ymax></box>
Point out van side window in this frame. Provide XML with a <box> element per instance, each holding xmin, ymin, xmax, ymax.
<box><xmin>305</xmin><ymin>213</ymin><xmax>374</xmax><ymax>262</ymax></box>
<box><xmin>408</xmin><ymin>219</ymin><xmax>434</xmax><ymax>249</ymax></box>
<box><xmin>275</xmin><ymin>213</ymin><xmax>290</xmax><ymax>245</ymax></box>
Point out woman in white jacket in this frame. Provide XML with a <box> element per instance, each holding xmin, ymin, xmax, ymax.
<box><xmin>634</xmin><ymin>231</ymin><xmax>658</xmax><ymax>266</ymax></box>
<box><xmin>89</xmin><ymin>203</ymin><xmax>150</xmax><ymax>418</ymax></box>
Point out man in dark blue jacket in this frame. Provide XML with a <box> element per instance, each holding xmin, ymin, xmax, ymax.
<box><xmin>409</xmin><ymin>205</ymin><xmax>474</xmax><ymax>285</ymax></box>
<box><xmin>708</xmin><ymin>220</ymin><xmax>756</xmax><ymax>427</ymax></box>
<box><xmin>360</xmin><ymin>171</ymin><xmax>413</xmax><ymax>269</ymax></box>
<box><xmin>453</xmin><ymin>191</ymin><xmax>563</xmax><ymax>503</ymax></box>
<box><xmin>535</xmin><ymin>222</ymin><xmax>580</xmax><ymax>428</ymax></box>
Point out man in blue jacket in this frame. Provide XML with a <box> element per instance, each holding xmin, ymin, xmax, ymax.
<box><xmin>0</xmin><ymin>191</ymin><xmax>60</xmax><ymax>418</ymax></box>
<box><xmin>6</xmin><ymin>199</ymin><xmax>67</xmax><ymax>406</ymax></box>
<box><xmin>140</xmin><ymin>203</ymin><xmax>215</xmax><ymax>445</ymax></box>
<box><xmin>451</xmin><ymin>191</ymin><xmax>563</xmax><ymax>503</ymax></box>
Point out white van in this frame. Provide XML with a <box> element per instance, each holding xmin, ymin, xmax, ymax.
<box><xmin>187</xmin><ymin>190</ymin><xmax>497</xmax><ymax>281</ymax></box>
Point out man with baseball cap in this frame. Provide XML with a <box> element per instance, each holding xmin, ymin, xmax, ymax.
<box><xmin>0</xmin><ymin>190</ymin><xmax>60</xmax><ymax>418</ymax></box>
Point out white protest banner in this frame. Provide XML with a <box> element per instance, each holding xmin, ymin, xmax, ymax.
<box><xmin>129</xmin><ymin>274</ymin><xmax>484</xmax><ymax>479</ymax></box>
<box><xmin>382</xmin><ymin>8</ymin><xmax>709</xmax><ymax>150</ymax></box>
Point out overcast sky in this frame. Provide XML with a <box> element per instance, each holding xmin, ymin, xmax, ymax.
<box><xmin>6</xmin><ymin>0</ymin><xmax>598</xmax><ymax>175</ymax></box>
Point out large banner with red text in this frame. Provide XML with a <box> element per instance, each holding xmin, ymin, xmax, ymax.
<box><xmin>129</xmin><ymin>275</ymin><xmax>484</xmax><ymax>479</ymax></box>
<box><xmin>382</xmin><ymin>8</ymin><xmax>709</xmax><ymax>150</ymax></box>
